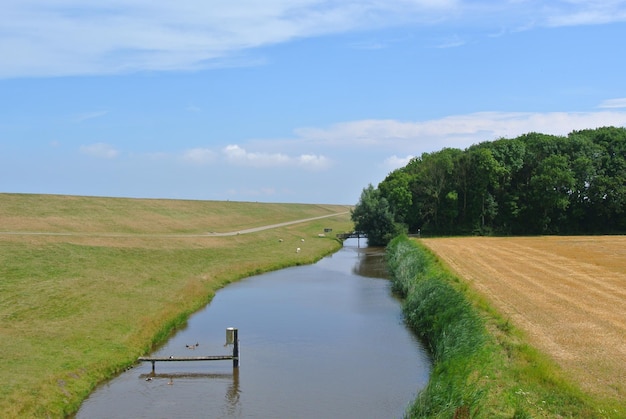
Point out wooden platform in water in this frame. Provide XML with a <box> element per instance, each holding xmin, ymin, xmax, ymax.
<box><xmin>138</xmin><ymin>355</ymin><xmax>233</xmax><ymax>362</ymax></box>
<box><xmin>138</xmin><ymin>354</ymin><xmax>237</xmax><ymax>372</ymax></box>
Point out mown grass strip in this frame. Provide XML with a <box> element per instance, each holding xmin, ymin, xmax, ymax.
<box><xmin>386</xmin><ymin>235</ymin><xmax>615</xmax><ymax>418</ymax></box>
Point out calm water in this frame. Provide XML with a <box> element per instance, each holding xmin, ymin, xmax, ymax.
<box><xmin>76</xmin><ymin>239</ymin><xmax>431</xmax><ymax>418</ymax></box>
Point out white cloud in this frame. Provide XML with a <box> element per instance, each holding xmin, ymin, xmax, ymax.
<box><xmin>383</xmin><ymin>155</ymin><xmax>415</xmax><ymax>170</ymax></box>
<box><xmin>223</xmin><ymin>144</ymin><xmax>290</xmax><ymax>167</ymax></box>
<box><xmin>182</xmin><ymin>147</ymin><xmax>216</xmax><ymax>164</ymax></box>
<box><xmin>545</xmin><ymin>1</ymin><xmax>626</xmax><ymax>27</ymax></box>
<box><xmin>6</xmin><ymin>1</ymin><xmax>626</xmax><ymax>78</ymax></box>
<box><xmin>295</xmin><ymin>110</ymin><xmax>626</xmax><ymax>152</ymax></box>
<box><xmin>0</xmin><ymin>0</ymin><xmax>457</xmax><ymax>78</ymax></box>
<box><xmin>223</xmin><ymin>144</ymin><xmax>329</xmax><ymax>170</ymax></box>
<box><xmin>79</xmin><ymin>143</ymin><xmax>119</xmax><ymax>158</ymax></box>
<box><xmin>297</xmin><ymin>153</ymin><xmax>331</xmax><ymax>169</ymax></box>
<box><xmin>598</xmin><ymin>98</ymin><xmax>626</xmax><ymax>109</ymax></box>
<box><xmin>458</xmin><ymin>1</ymin><xmax>626</xmax><ymax>29</ymax></box>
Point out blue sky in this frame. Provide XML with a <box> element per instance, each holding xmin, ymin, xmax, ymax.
<box><xmin>2</xmin><ymin>1</ymin><xmax>626</xmax><ymax>205</ymax></box>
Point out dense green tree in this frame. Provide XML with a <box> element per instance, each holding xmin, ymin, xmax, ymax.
<box><xmin>462</xmin><ymin>145</ymin><xmax>506</xmax><ymax>233</ymax></box>
<box><xmin>527</xmin><ymin>154</ymin><xmax>576</xmax><ymax>233</ymax></box>
<box><xmin>559</xmin><ymin>132</ymin><xmax>604</xmax><ymax>232</ymax></box>
<box><xmin>406</xmin><ymin>148</ymin><xmax>462</xmax><ymax>233</ymax></box>
<box><xmin>351</xmin><ymin>184</ymin><xmax>400</xmax><ymax>246</ymax></box>
<box><xmin>487</xmin><ymin>137</ymin><xmax>526</xmax><ymax>233</ymax></box>
<box><xmin>378</xmin><ymin>169</ymin><xmax>413</xmax><ymax>226</ymax></box>
<box><xmin>355</xmin><ymin>126</ymin><xmax>626</xmax><ymax>237</ymax></box>
<box><xmin>584</xmin><ymin>127</ymin><xmax>626</xmax><ymax>231</ymax></box>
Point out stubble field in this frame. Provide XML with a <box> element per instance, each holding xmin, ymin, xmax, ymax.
<box><xmin>421</xmin><ymin>236</ymin><xmax>626</xmax><ymax>402</ymax></box>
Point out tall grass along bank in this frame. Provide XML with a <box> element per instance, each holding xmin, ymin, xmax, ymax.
<box><xmin>387</xmin><ymin>235</ymin><xmax>609</xmax><ymax>418</ymax></box>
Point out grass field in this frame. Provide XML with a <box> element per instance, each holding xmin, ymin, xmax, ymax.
<box><xmin>421</xmin><ymin>236</ymin><xmax>626</xmax><ymax>408</ymax></box>
<box><xmin>0</xmin><ymin>193</ymin><xmax>353</xmax><ymax>417</ymax></box>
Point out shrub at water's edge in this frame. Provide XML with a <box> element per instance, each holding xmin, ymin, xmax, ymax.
<box><xmin>387</xmin><ymin>235</ymin><xmax>607</xmax><ymax>418</ymax></box>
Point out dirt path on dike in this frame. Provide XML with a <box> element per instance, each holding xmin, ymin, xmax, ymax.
<box><xmin>205</xmin><ymin>212</ymin><xmax>350</xmax><ymax>236</ymax></box>
<box><xmin>422</xmin><ymin>236</ymin><xmax>626</xmax><ymax>401</ymax></box>
<box><xmin>0</xmin><ymin>212</ymin><xmax>349</xmax><ymax>238</ymax></box>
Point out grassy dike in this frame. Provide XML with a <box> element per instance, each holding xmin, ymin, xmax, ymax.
<box><xmin>0</xmin><ymin>194</ymin><xmax>353</xmax><ymax>417</ymax></box>
<box><xmin>386</xmin><ymin>235</ymin><xmax>612</xmax><ymax>418</ymax></box>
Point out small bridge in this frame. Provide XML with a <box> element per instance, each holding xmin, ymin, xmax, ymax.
<box><xmin>336</xmin><ymin>231</ymin><xmax>367</xmax><ymax>240</ymax></box>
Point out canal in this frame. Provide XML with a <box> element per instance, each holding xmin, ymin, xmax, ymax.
<box><xmin>76</xmin><ymin>238</ymin><xmax>431</xmax><ymax>418</ymax></box>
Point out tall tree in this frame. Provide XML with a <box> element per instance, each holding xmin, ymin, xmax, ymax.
<box><xmin>378</xmin><ymin>169</ymin><xmax>413</xmax><ymax>226</ymax></box>
<box><xmin>351</xmin><ymin>184</ymin><xmax>399</xmax><ymax>246</ymax></box>
<box><xmin>585</xmin><ymin>127</ymin><xmax>626</xmax><ymax>231</ymax></box>
<box><xmin>527</xmin><ymin>154</ymin><xmax>576</xmax><ymax>233</ymax></box>
<box><xmin>487</xmin><ymin>138</ymin><xmax>526</xmax><ymax>233</ymax></box>
<box><xmin>408</xmin><ymin>148</ymin><xmax>462</xmax><ymax>233</ymax></box>
<box><xmin>463</xmin><ymin>145</ymin><xmax>506</xmax><ymax>233</ymax></box>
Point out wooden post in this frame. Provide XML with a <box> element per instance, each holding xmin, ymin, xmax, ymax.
<box><xmin>232</xmin><ymin>328</ymin><xmax>239</xmax><ymax>368</ymax></box>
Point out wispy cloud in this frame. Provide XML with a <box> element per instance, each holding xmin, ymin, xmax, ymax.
<box><xmin>222</xmin><ymin>144</ymin><xmax>330</xmax><ymax>170</ymax></box>
<box><xmin>545</xmin><ymin>1</ymin><xmax>626</xmax><ymax>27</ymax></box>
<box><xmin>4</xmin><ymin>1</ymin><xmax>624</xmax><ymax>78</ymax></box>
<box><xmin>349</xmin><ymin>41</ymin><xmax>387</xmax><ymax>50</ymax></box>
<box><xmin>80</xmin><ymin>143</ymin><xmax>119</xmax><ymax>158</ymax></box>
<box><xmin>0</xmin><ymin>0</ymin><xmax>456</xmax><ymax>78</ymax></box>
<box><xmin>433</xmin><ymin>35</ymin><xmax>466</xmax><ymax>48</ymax></box>
<box><xmin>598</xmin><ymin>98</ymin><xmax>626</xmax><ymax>109</ymax></box>
<box><xmin>182</xmin><ymin>147</ymin><xmax>216</xmax><ymax>164</ymax></box>
<box><xmin>295</xmin><ymin>110</ymin><xmax>626</xmax><ymax>152</ymax></box>
<box><xmin>74</xmin><ymin>110</ymin><xmax>108</xmax><ymax>122</ymax></box>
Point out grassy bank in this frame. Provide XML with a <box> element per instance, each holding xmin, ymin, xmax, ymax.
<box><xmin>0</xmin><ymin>194</ymin><xmax>353</xmax><ymax>417</ymax></box>
<box><xmin>386</xmin><ymin>235</ymin><xmax>616</xmax><ymax>418</ymax></box>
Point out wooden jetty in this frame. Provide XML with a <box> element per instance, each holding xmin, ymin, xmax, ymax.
<box><xmin>138</xmin><ymin>328</ymin><xmax>239</xmax><ymax>373</ymax></box>
<box><xmin>335</xmin><ymin>231</ymin><xmax>367</xmax><ymax>239</ymax></box>
<box><xmin>138</xmin><ymin>355</ymin><xmax>236</xmax><ymax>373</ymax></box>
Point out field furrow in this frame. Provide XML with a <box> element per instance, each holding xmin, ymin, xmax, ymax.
<box><xmin>422</xmin><ymin>236</ymin><xmax>626</xmax><ymax>400</ymax></box>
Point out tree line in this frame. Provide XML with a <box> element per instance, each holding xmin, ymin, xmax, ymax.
<box><xmin>352</xmin><ymin>126</ymin><xmax>626</xmax><ymax>245</ymax></box>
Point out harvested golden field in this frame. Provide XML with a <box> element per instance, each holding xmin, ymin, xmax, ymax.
<box><xmin>421</xmin><ymin>236</ymin><xmax>626</xmax><ymax>402</ymax></box>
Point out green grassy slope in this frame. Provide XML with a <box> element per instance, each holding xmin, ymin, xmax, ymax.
<box><xmin>0</xmin><ymin>193</ymin><xmax>353</xmax><ymax>417</ymax></box>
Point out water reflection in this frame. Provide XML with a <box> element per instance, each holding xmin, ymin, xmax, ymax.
<box><xmin>352</xmin><ymin>247</ymin><xmax>389</xmax><ymax>278</ymax></box>
<box><xmin>76</xmin><ymin>239</ymin><xmax>430</xmax><ymax>418</ymax></box>
<box><xmin>137</xmin><ymin>367</ymin><xmax>241</xmax><ymax>414</ymax></box>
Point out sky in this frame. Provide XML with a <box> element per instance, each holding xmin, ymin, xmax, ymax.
<box><xmin>1</xmin><ymin>1</ymin><xmax>626</xmax><ymax>205</ymax></box>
